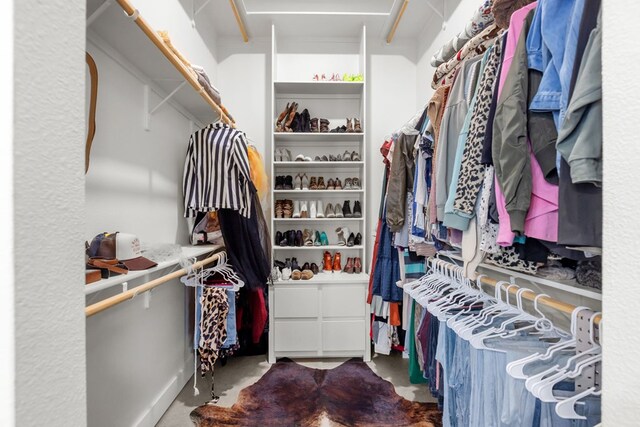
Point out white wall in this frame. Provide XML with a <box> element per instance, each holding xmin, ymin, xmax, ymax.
<box><xmin>84</xmin><ymin>1</ymin><xmax>220</xmax><ymax>425</ymax></box>
<box><xmin>602</xmin><ymin>0</ymin><xmax>640</xmax><ymax>425</ymax></box>
<box><xmin>416</xmin><ymin>0</ymin><xmax>481</xmax><ymax>107</ymax></box>
<box><xmin>1</xmin><ymin>1</ymin><xmax>14</xmax><ymax>425</ymax></box>
<box><xmin>13</xmin><ymin>0</ymin><xmax>87</xmax><ymax>425</ymax></box>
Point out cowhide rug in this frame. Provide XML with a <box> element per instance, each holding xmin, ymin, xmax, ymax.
<box><xmin>191</xmin><ymin>358</ymin><xmax>442</xmax><ymax>427</ymax></box>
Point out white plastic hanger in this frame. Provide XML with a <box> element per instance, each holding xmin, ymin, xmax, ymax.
<box><xmin>181</xmin><ymin>252</ymin><xmax>245</xmax><ymax>291</ymax></box>
<box><xmin>555</xmin><ymin>387</ymin><xmax>601</xmax><ymax>420</ymax></box>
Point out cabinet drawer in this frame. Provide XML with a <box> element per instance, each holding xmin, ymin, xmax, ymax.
<box><xmin>274</xmin><ymin>320</ymin><xmax>319</xmax><ymax>352</ymax></box>
<box><xmin>274</xmin><ymin>286</ymin><xmax>318</xmax><ymax>318</ymax></box>
<box><xmin>322</xmin><ymin>320</ymin><xmax>366</xmax><ymax>352</ymax></box>
<box><xmin>321</xmin><ymin>285</ymin><xmax>366</xmax><ymax>318</ymax></box>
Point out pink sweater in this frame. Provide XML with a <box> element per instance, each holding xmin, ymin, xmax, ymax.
<box><xmin>493</xmin><ymin>1</ymin><xmax>559</xmax><ymax>246</ymax></box>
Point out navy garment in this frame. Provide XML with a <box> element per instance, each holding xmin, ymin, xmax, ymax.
<box><xmin>371</xmin><ymin>214</ymin><xmax>403</xmax><ymax>302</ymax></box>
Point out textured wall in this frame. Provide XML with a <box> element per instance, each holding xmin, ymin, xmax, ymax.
<box><xmin>13</xmin><ymin>0</ymin><xmax>87</xmax><ymax>425</ymax></box>
<box><xmin>602</xmin><ymin>0</ymin><xmax>640</xmax><ymax>425</ymax></box>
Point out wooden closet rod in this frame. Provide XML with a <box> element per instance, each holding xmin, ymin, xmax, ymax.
<box><xmin>430</xmin><ymin>258</ymin><xmax>602</xmax><ymax>325</ymax></box>
<box><xmin>85</xmin><ymin>251</ymin><xmax>224</xmax><ymax>318</ymax></box>
<box><xmin>228</xmin><ymin>0</ymin><xmax>249</xmax><ymax>43</ymax></box>
<box><xmin>387</xmin><ymin>0</ymin><xmax>409</xmax><ymax>44</ymax></box>
<box><xmin>113</xmin><ymin>0</ymin><xmax>235</xmax><ymax>126</ymax></box>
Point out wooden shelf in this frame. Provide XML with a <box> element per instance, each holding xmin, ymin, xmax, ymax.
<box><xmin>274</xmin><ymin>81</ymin><xmax>364</xmax><ymax>95</ymax></box>
<box><xmin>87</xmin><ymin>0</ymin><xmax>231</xmax><ymax>126</ymax></box>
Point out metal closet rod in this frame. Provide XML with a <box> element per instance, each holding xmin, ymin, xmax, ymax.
<box><xmin>85</xmin><ymin>251</ymin><xmax>225</xmax><ymax>318</ymax></box>
<box><xmin>113</xmin><ymin>0</ymin><xmax>235</xmax><ymax>126</ymax></box>
<box><xmin>430</xmin><ymin>257</ymin><xmax>602</xmax><ymax>325</ymax></box>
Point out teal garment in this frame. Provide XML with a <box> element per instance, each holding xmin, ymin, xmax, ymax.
<box><xmin>408</xmin><ymin>301</ymin><xmax>428</xmax><ymax>384</ymax></box>
<box><xmin>443</xmin><ymin>47</ymin><xmax>492</xmax><ymax>231</ymax></box>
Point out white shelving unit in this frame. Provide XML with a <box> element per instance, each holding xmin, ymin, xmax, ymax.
<box><xmin>268</xmin><ymin>25</ymin><xmax>371</xmax><ymax>363</ymax></box>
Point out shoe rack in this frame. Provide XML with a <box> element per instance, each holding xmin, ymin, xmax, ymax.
<box><xmin>268</xmin><ymin>25</ymin><xmax>371</xmax><ymax>363</ymax></box>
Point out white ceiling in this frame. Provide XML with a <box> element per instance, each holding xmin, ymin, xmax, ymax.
<box><xmin>192</xmin><ymin>0</ymin><xmax>459</xmax><ymax>42</ymax></box>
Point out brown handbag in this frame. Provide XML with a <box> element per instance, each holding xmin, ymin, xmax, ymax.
<box><xmin>85</xmin><ymin>52</ymin><xmax>98</xmax><ymax>174</ymax></box>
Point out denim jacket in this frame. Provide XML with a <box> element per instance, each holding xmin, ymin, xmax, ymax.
<box><xmin>526</xmin><ymin>0</ymin><xmax>580</xmax><ymax>126</ymax></box>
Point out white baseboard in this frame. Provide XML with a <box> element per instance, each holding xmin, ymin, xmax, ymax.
<box><xmin>133</xmin><ymin>355</ymin><xmax>195</xmax><ymax>427</ymax></box>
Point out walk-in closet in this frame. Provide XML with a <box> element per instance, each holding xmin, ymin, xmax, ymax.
<box><xmin>4</xmin><ymin>0</ymin><xmax>639</xmax><ymax>426</ymax></box>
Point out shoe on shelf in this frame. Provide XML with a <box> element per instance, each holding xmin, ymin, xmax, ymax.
<box><xmin>310</xmin><ymin>200</ymin><xmax>317</xmax><ymax>218</ymax></box>
<box><xmin>342</xmin><ymin>150</ymin><xmax>352</xmax><ymax>161</ymax></box>
<box><xmin>343</xmin><ymin>177</ymin><xmax>352</xmax><ymax>190</ymax></box>
<box><xmin>291</xmin><ymin>257</ymin><xmax>299</xmax><ymax>271</ymax></box>
<box><xmin>301</xmin><ymin>269</ymin><xmax>314</xmax><ymax>280</ymax></box>
<box><xmin>320</xmin><ymin>231</ymin><xmax>329</xmax><ymax>246</ymax></box>
<box><xmin>302</xmin><ymin>262</ymin><xmax>310</xmax><ymax>271</ymax></box>
<box><xmin>310</xmin><ymin>263</ymin><xmax>320</xmax><ymax>275</ymax></box>
<box><xmin>321</xmin><ymin>155</ymin><xmax>329</xmax><ymax>161</ymax></box>
<box><xmin>329</xmin><ymin>125</ymin><xmax>346</xmax><ymax>133</ymax></box>
<box><xmin>325</xmin><ymin>203</ymin><xmax>335</xmax><ymax>218</ymax></box>
<box><xmin>294</xmin><ymin>174</ymin><xmax>302</xmax><ymax>190</ymax></box>
<box><xmin>352</xmin><ymin>177</ymin><xmax>361</xmax><ymax>189</ymax></box>
<box><xmin>314</xmin><ymin>230</ymin><xmax>322</xmax><ymax>246</ymax></box>
<box><xmin>302</xmin><ymin>173</ymin><xmax>310</xmax><ymax>190</ymax></box>
<box><xmin>351</xmin><ymin>151</ymin><xmax>361</xmax><ymax>161</ymax></box>
<box><xmin>352</xmin><ymin>74</ymin><xmax>363</xmax><ymax>82</ymax></box>
<box><xmin>332</xmin><ymin>252</ymin><xmax>342</xmax><ymax>272</ymax></box>
<box><xmin>284</xmin><ymin>102</ymin><xmax>298</xmax><ymax>132</ymax></box>
<box><xmin>282</xmin><ymin>267</ymin><xmax>292</xmax><ymax>280</ymax></box>
<box><xmin>336</xmin><ymin>227</ymin><xmax>350</xmax><ymax>245</ymax></box>
<box><xmin>353</xmin><ymin>201</ymin><xmax>362</xmax><ymax>218</ymax></box>
<box><xmin>275</xmin><ymin>231</ymin><xmax>282</xmax><ymax>245</ymax></box>
<box><xmin>335</xmin><ymin>203</ymin><xmax>344</xmax><ymax>218</ymax></box>
<box><xmin>354</xmin><ymin>232</ymin><xmax>362</xmax><ymax>246</ymax></box>
<box><xmin>317</xmin><ymin>177</ymin><xmax>326</xmax><ymax>190</ymax></box>
<box><xmin>343</xmin><ymin>200</ymin><xmax>352</xmax><ymax>218</ymax></box>
<box><xmin>354</xmin><ymin>118</ymin><xmax>362</xmax><ymax>132</ymax></box>
<box><xmin>283</xmin><ymin>199</ymin><xmax>293</xmax><ymax>218</ymax></box>
<box><xmin>296</xmin><ymin>154</ymin><xmax>312</xmax><ymax>162</ymax></box>
<box><xmin>319</xmin><ymin>118</ymin><xmax>330</xmax><ymax>133</ymax></box>
<box><xmin>323</xmin><ymin>251</ymin><xmax>333</xmax><ymax>272</ymax></box>
<box><xmin>326</xmin><ymin>178</ymin><xmax>335</xmax><ymax>190</ymax></box>
<box><xmin>303</xmin><ymin>229</ymin><xmax>314</xmax><ymax>246</ymax></box>
<box><xmin>343</xmin><ymin>257</ymin><xmax>354</xmax><ymax>274</ymax></box>
<box><xmin>347</xmin><ymin>232</ymin><xmax>355</xmax><ymax>247</ymax></box>
<box><xmin>275</xmin><ymin>102</ymin><xmax>292</xmax><ymax>132</ymax></box>
<box><xmin>291</xmin><ymin>269</ymin><xmax>302</xmax><ymax>280</ymax></box>
<box><xmin>285</xmin><ymin>258</ymin><xmax>292</xmax><ymax>269</ymax></box>
<box><xmin>354</xmin><ymin>257</ymin><xmax>362</xmax><ymax>274</ymax></box>
<box><xmin>346</xmin><ymin>118</ymin><xmax>354</xmax><ymax>133</ymax></box>
<box><xmin>278</xmin><ymin>231</ymin><xmax>288</xmax><ymax>246</ymax></box>
<box><xmin>311</xmin><ymin>117</ymin><xmax>319</xmax><ymax>132</ymax></box>
<box><xmin>342</xmin><ymin>73</ymin><xmax>350</xmax><ymax>81</ymax></box>
<box><xmin>295</xmin><ymin>230</ymin><xmax>304</xmax><ymax>247</ymax></box>
<box><xmin>292</xmin><ymin>200</ymin><xmax>301</xmax><ymax>218</ymax></box>
<box><xmin>300</xmin><ymin>201</ymin><xmax>309</xmax><ymax>218</ymax></box>
<box><xmin>284</xmin><ymin>175</ymin><xmax>293</xmax><ymax>190</ymax></box>
<box><xmin>335</xmin><ymin>178</ymin><xmax>343</xmax><ymax>190</ymax></box>
<box><xmin>274</xmin><ymin>148</ymin><xmax>282</xmax><ymax>162</ymax></box>
<box><xmin>316</xmin><ymin>200</ymin><xmax>325</xmax><ymax>218</ymax></box>
<box><xmin>301</xmin><ymin>108</ymin><xmax>311</xmax><ymax>132</ymax></box>
<box><xmin>275</xmin><ymin>200</ymin><xmax>284</xmax><ymax>218</ymax></box>
<box><xmin>281</xmin><ymin>148</ymin><xmax>292</xmax><ymax>161</ymax></box>
<box><xmin>321</xmin><ymin>73</ymin><xmax>327</xmax><ymax>81</ymax></box>
<box><xmin>309</xmin><ymin>176</ymin><xmax>318</xmax><ymax>190</ymax></box>
<box><xmin>275</xmin><ymin>176</ymin><xmax>283</xmax><ymax>190</ymax></box>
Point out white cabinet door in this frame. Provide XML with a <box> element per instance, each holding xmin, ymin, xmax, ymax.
<box><xmin>274</xmin><ymin>286</ymin><xmax>319</xmax><ymax>318</ymax></box>
<box><xmin>322</xmin><ymin>320</ymin><xmax>366</xmax><ymax>352</ymax></box>
<box><xmin>274</xmin><ymin>320</ymin><xmax>319</xmax><ymax>352</ymax></box>
<box><xmin>321</xmin><ymin>285</ymin><xmax>366</xmax><ymax>318</ymax></box>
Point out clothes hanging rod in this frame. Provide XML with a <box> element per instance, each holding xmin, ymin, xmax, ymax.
<box><xmin>430</xmin><ymin>257</ymin><xmax>602</xmax><ymax>325</ymax></box>
<box><xmin>85</xmin><ymin>251</ymin><xmax>225</xmax><ymax>317</ymax></box>
<box><xmin>112</xmin><ymin>0</ymin><xmax>235</xmax><ymax>126</ymax></box>
<box><xmin>386</xmin><ymin>0</ymin><xmax>409</xmax><ymax>44</ymax></box>
<box><xmin>228</xmin><ymin>0</ymin><xmax>249</xmax><ymax>43</ymax></box>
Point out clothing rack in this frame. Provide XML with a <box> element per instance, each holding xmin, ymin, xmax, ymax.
<box><xmin>85</xmin><ymin>250</ymin><xmax>225</xmax><ymax>317</ymax></box>
<box><xmin>429</xmin><ymin>257</ymin><xmax>602</xmax><ymax>326</ymax></box>
<box><xmin>109</xmin><ymin>0</ymin><xmax>235</xmax><ymax>126</ymax></box>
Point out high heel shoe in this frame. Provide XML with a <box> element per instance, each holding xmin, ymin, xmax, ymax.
<box><xmin>336</xmin><ymin>227</ymin><xmax>350</xmax><ymax>246</ymax></box>
<box><xmin>314</xmin><ymin>230</ymin><xmax>322</xmax><ymax>246</ymax></box>
<box><xmin>320</xmin><ymin>231</ymin><xmax>329</xmax><ymax>246</ymax></box>
<box><xmin>347</xmin><ymin>232</ymin><xmax>355</xmax><ymax>247</ymax></box>
<box><xmin>354</xmin><ymin>232</ymin><xmax>362</xmax><ymax>246</ymax></box>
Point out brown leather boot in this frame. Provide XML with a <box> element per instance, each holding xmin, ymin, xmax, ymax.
<box><xmin>343</xmin><ymin>257</ymin><xmax>354</xmax><ymax>274</ymax></box>
<box><xmin>354</xmin><ymin>257</ymin><xmax>362</xmax><ymax>274</ymax></box>
<box><xmin>332</xmin><ymin>252</ymin><xmax>342</xmax><ymax>272</ymax></box>
<box><xmin>276</xmin><ymin>102</ymin><xmax>291</xmax><ymax>131</ymax></box>
<box><xmin>323</xmin><ymin>251</ymin><xmax>332</xmax><ymax>272</ymax></box>
<box><xmin>284</xmin><ymin>102</ymin><xmax>298</xmax><ymax>131</ymax></box>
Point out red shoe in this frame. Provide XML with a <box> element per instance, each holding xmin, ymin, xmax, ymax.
<box><xmin>323</xmin><ymin>251</ymin><xmax>332</xmax><ymax>272</ymax></box>
<box><xmin>343</xmin><ymin>257</ymin><xmax>354</xmax><ymax>274</ymax></box>
<box><xmin>332</xmin><ymin>252</ymin><xmax>342</xmax><ymax>272</ymax></box>
<box><xmin>354</xmin><ymin>257</ymin><xmax>362</xmax><ymax>274</ymax></box>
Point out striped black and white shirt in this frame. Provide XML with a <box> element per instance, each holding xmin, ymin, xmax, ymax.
<box><xmin>183</xmin><ymin>122</ymin><xmax>253</xmax><ymax>218</ymax></box>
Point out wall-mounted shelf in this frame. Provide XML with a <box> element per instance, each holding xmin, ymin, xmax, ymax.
<box><xmin>274</xmin><ymin>245</ymin><xmax>364</xmax><ymax>251</ymax></box>
<box><xmin>85</xmin><ymin>244</ymin><xmax>222</xmax><ymax>295</ymax></box>
<box><xmin>86</xmin><ymin>0</ymin><xmax>232</xmax><ymax>127</ymax></box>
<box><xmin>274</xmin><ymin>161</ymin><xmax>364</xmax><ymax>168</ymax></box>
<box><xmin>273</xmin><ymin>189</ymin><xmax>364</xmax><ymax>194</ymax></box>
<box><xmin>275</xmin><ymin>81</ymin><xmax>364</xmax><ymax>95</ymax></box>
<box><xmin>274</xmin><ymin>132</ymin><xmax>364</xmax><ymax>141</ymax></box>
<box><xmin>274</xmin><ymin>218</ymin><xmax>364</xmax><ymax>222</ymax></box>
<box><xmin>274</xmin><ymin>272</ymin><xmax>369</xmax><ymax>285</ymax></box>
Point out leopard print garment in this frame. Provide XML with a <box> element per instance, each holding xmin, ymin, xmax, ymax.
<box><xmin>453</xmin><ymin>39</ymin><xmax>503</xmax><ymax>216</ymax></box>
<box><xmin>198</xmin><ymin>287</ymin><xmax>229</xmax><ymax>376</ymax></box>
<box><xmin>486</xmin><ymin>246</ymin><xmax>538</xmax><ymax>274</ymax></box>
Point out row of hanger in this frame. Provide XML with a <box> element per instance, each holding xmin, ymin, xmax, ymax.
<box><xmin>405</xmin><ymin>258</ymin><xmax>602</xmax><ymax>421</ymax></box>
<box><xmin>180</xmin><ymin>251</ymin><xmax>245</xmax><ymax>291</ymax></box>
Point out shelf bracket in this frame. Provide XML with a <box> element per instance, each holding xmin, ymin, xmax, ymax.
<box><xmin>144</xmin><ymin>82</ymin><xmax>187</xmax><ymax>130</ymax></box>
<box><xmin>143</xmin><ymin>290</ymin><xmax>152</xmax><ymax>309</ymax></box>
<box><xmin>86</xmin><ymin>0</ymin><xmax>113</xmax><ymax>27</ymax></box>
